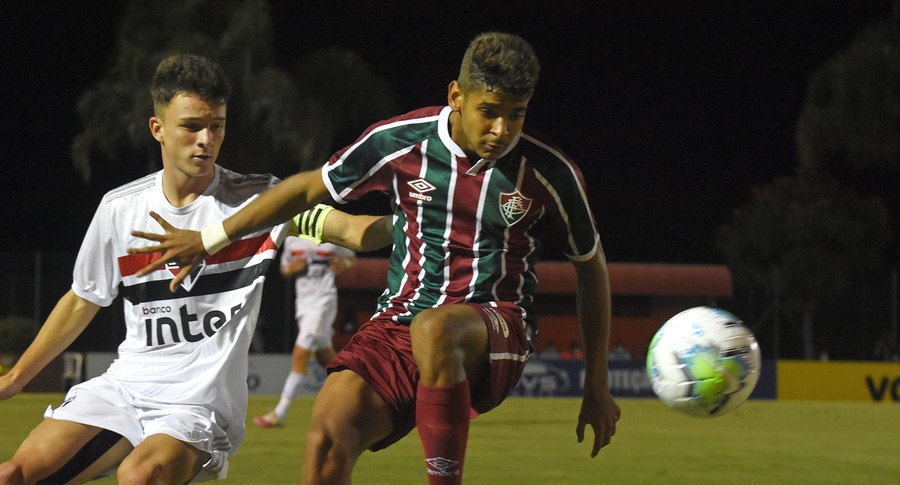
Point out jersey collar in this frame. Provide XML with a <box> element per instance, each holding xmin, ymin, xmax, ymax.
<box><xmin>437</xmin><ymin>106</ymin><xmax>521</xmax><ymax>176</ymax></box>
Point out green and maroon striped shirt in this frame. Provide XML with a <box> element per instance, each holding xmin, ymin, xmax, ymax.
<box><xmin>323</xmin><ymin>106</ymin><xmax>599</xmax><ymax>335</ymax></box>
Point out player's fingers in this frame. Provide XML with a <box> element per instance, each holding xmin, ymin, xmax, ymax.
<box><xmin>148</xmin><ymin>211</ymin><xmax>175</xmax><ymax>231</ymax></box>
<box><xmin>135</xmin><ymin>254</ymin><xmax>169</xmax><ymax>277</ymax></box>
<box><xmin>167</xmin><ymin>255</ymin><xmax>202</xmax><ymax>292</ymax></box>
<box><xmin>592</xmin><ymin>433</ymin><xmax>603</xmax><ymax>457</ymax></box>
<box><xmin>575</xmin><ymin>420</ymin><xmax>585</xmax><ymax>443</ymax></box>
<box><xmin>591</xmin><ymin>419</ymin><xmax>618</xmax><ymax>457</ymax></box>
<box><xmin>169</xmin><ymin>271</ymin><xmax>186</xmax><ymax>292</ymax></box>
<box><xmin>130</xmin><ymin>231</ymin><xmax>166</xmax><ymax>244</ymax></box>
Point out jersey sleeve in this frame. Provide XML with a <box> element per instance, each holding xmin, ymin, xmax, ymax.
<box><xmin>321</xmin><ymin>109</ymin><xmax>442</xmax><ymax>203</ymax></box>
<box><xmin>542</xmin><ymin>158</ymin><xmax>600</xmax><ymax>262</ymax></box>
<box><xmin>322</xmin><ymin>129</ymin><xmax>399</xmax><ymax>203</ymax></box>
<box><xmin>71</xmin><ymin>200</ymin><xmax>121</xmax><ymax>307</ymax></box>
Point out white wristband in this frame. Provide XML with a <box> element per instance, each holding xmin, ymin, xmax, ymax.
<box><xmin>200</xmin><ymin>222</ymin><xmax>231</xmax><ymax>255</ymax></box>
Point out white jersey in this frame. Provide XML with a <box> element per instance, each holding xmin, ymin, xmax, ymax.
<box><xmin>281</xmin><ymin>237</ymin><xmax>354</xmax><ymax>304</ymax></box>
<box><xmin>71</xmin><ymin>165</ymin><xmax>289</xmax><ymax>451</ymax></box>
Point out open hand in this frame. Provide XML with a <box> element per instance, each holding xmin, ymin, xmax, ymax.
<box><xmin>576</xmin><ymin>387</ymin><xmax>621</xmax><ymax>457</ymax></box>
<box><xmin>128</xmin><ymin>211</ymin><xmax>207</xmax><ymax>292</ymax></box>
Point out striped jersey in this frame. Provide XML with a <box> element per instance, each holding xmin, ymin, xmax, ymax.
<box><xmin>72</xmin><ymin>165</ymin><xmax>290</xmax><ymax>451</ymax></box>
<box><xmin>322</xmin><ymin>106</ymin><xmax>599</xmax><ymax>336</ymax></box>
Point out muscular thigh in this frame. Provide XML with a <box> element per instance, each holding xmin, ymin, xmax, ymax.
<box><xmin>118</xmin><ymin>433</ymin><xmax>208</xmax><ymax>484</ymax></box>
<box><xmin>310</xmin><ymin>369</ymin><xmax>394</xmax><ymax>453</ymax></box>
<box><xmin>9</xmin><ymin>418</ymin><xmax>131</xmax><ymax>483</ymax></box>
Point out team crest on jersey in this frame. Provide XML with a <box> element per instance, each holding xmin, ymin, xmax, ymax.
<box><xmin>165</xmin><ymin>260</ymin><xmax>205</xmax><ymax>292</ymax></box>
<box><xmin>499</xmin><ymin>190</ymin><xmax>532</xmax><ymax>226</ymax></box>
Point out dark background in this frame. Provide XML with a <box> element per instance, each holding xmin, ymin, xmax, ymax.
<box><xmin>1</xmin><ymin>1</ymin><xmax>894</xmax><ymax>263</ymax></box>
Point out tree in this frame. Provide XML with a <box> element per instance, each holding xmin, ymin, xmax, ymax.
<box><xmin>289</xmin><ymin>47</ymin><xmax>398</xmax><ymax>172</ymax></box>
<box><xmin>721</xmin><ymin>5</ymin><xmax>899</xmax><ymax>360</ymax></box>
<box><xmin>71</xmin><ymin>0</ymin><xmax>395</xmax><ymax>187</ymax></box>
<box><xmin>795</xmin><ymin>5</ymin><xmax>899</xmax><ymax>212</ymax></box>
<box><xmin>717</xmin><ymin>172</ymin><xmax>891</xmax><ymax>359</ymax></box>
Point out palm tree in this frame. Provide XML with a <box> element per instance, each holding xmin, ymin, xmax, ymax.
<box><xmin>72</xmin><ymin>0</ymin><xmax>396</xmax><ymax>186</ymax></box>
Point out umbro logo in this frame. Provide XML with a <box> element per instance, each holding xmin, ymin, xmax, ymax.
<box><xmin>407</xmin><ymin>178</ymin><xmax>436</xmax><ymax>202</ymax></box>
<box><xmin>425</xmin><ymin>457</ymin><xmax>460</xmax><ymax>477</ymax></box>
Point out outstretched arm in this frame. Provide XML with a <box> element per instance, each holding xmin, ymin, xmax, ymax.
<box><xmin>0</xmin><ymin>290</ymin><xmax>100</xmax><ymax>400</ymax></box>
<box><xmin>129</xmin><ymin>169</ymin><xmax>330</xmax><ymax>291</ymax></box>
<box><xmin>320</xmin><ymin>209</ymin><xmax>392</xmax><ymax>253</ymax></box>
<box><xmin>572</xmin><ymin>245</ymin><xmax>621</xmax><ymax>457</ymax></box>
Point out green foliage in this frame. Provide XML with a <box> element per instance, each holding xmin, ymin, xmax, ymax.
<box><xmin>71</xmin><ymin>0</ymin><xmax>396</xmax><ymax>185</ymax></box>
<box><xmin>796</xmin><ymin>13</ymin><xmax>900</xmax><ymax>176</ymax></box>
<box><xmin>719</xmin><ymin>173</ymin><xmax>890</xmax><ymax>299</ymax></box>
<box><xmin>717</xmin><ymin>172</ymin><xmax>892</xmax><ymax>357</ymax></box>
<box><xmin>723</xmin><ymin>8</ymin><xmax>898</xmax><ymax>360</ymax></box>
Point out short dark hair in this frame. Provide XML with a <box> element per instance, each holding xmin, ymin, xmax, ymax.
<box><xmin>458</xmin><ymin>32</ymin><xmax>540</xmax><ymax>101</ymax></box>
<box><xmin>151</xmin><ymin>54</ymin><xmax>232</xmax><ymax>113</ymax></box>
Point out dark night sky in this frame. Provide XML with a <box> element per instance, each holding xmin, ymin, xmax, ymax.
<box><xmin>1</xmin><ymin>1</ymin><xmax>894</xmax><ymax>263</ymax></box>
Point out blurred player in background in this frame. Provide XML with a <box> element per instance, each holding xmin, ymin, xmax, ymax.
<box><xmin>0</xmin><ymin>54</ymin><xmax>292</xmax><ymax>484</ymax></box>
<box><xmin>129</xmin><ymin>32</ymin><xmax>620</xmax><ymax>484</ymax></box>
<box><xmin>253</xmin><ymin>236</ymin><xmax>355</xmax><ymax>428</ymax></box>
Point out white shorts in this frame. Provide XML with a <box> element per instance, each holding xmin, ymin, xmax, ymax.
<box><xmin>45</xmin><ymin>374</ymin><xmax>232</xmax><ymax>482</ymax></box>
<box><xmin>294</xmin><ymin>294</ymin><xmax>338</xmax><ymax>350</ymax></box>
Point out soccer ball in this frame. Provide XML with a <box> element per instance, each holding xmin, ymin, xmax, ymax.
<box><xmin>646</xmin><ymin>306</ymin><xmax>761</xmax><ymax>417</ymax></box>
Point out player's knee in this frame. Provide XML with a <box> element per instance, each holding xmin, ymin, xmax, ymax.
<box><xmin>305</xmin><ymin>426</ymin><xmax>342</xmax><ymax>462</ymax></box>
<box><xmin>411</xmin><ymin>309</ymin><xmax>457</xmax><ymax>352</ymax></box>
<box><xmin>0</xmin><ymin>460</ymin><xmax>26</xmax><ymax>485</ymax></box>
<box><xmin>115</xmin><ymin>460</ymin><xmax>161</xmax><ymax>485</ymax></box>
<box><xmin>304</xmin><ymin>426</ymin><xmax>354</xmax><ymax>479</ymax></box>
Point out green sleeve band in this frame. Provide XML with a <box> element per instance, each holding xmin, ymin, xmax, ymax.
<box><xmin>290</xmin><ymin>204</ymin><xmax>335</xmax><ymax>244</ymax></box>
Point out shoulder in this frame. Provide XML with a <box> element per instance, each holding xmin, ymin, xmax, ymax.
<box><xmin>218</xmin><ymin>166</ymin><xmax>280</xmax><ymax>189</ymax></box>
<box><xmin>97</xmin><ymin>172</ymin><xmax>158</xmax><ymax>211</ymax></box>
<box><xmin>357</xmin><ymin>106</ymin><xmax>444</xmax><ymax>143</ymax></box>
<box><xmin>517</xmin><ymin>132</ymin><xmax>587</xmax><ymax>185</ymax></box>
<box><xmin>101</xmin><ymin>172</ymin><xmax>157</xmax><ymax>202</ymax></box>
<box><xmin>214</xmin><ymin>166</ymin><xmax>280</xmax><ymax>203</ymax></box>
<box><xmin>377</xmin><ymin>106</ymin><xmax>443</xmax><ymax>128</ymax></box>
<box><xmin>517</xmin><ymin>132</ymin><xmax>577</xmax><ymax>167</ymax></box>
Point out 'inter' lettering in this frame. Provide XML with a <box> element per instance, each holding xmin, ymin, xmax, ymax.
<box><xmin>142</xmin><ymin>304</ymin><xmax>242</xmax><ymax>347</ymax></box>
<box><xmin>180</xmin><ymin>306</ymin><xmax>203</xmax><ymax>343</ymax></box>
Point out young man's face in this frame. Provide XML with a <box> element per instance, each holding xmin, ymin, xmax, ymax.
<box><xmin>448</xmin><ymin>81</ymin><xmax>529</xmax><ymax>160</ymax></box>
<box><xmin>150</xmin><ymin>93</ymin><xmax>226</xmax><ymax>179</ymax></box>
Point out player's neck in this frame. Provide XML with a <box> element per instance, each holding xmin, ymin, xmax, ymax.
<box><xmin>161</xmin><ymin>166</ymin><xmax>215</xmax><ymax>208</ymax></box>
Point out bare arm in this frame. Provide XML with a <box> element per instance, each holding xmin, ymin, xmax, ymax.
<box><xmin>572</xmin><ymin>245</ymin><xmax>621</xmax><ymax>457</ymax></box>
<box><xmin>129</xmin><ymin>169</ymin><xmax>330</xmax><ymax>291</ymax></box>
<box><xmin>0</xmin><ymin>289</ymin><xmax>100</xmax><ymax>400</ymax></box>
<box><xmin>320</xmin><ymin>210</ymin><xmax>393</xmax><ymax>252</ymax></box>
<box><xmin>224</xmin><ymin>170</ymin><xmax>331</xmax><ymax>242</ymax></box>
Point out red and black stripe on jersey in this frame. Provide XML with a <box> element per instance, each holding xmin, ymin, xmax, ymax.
<box><xmin>116</xmin><ymin>233</ymin><xmax>278</xmax><ymax>304</ymax></box>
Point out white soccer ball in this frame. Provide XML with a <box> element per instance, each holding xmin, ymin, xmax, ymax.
<box><xmin>645</xmin><ymin>306</ymin><xmax>761</xmax><ymax>417</ymax></box>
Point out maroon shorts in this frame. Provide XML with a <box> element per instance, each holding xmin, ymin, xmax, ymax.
<box><xmin>327</xmin><ymin>302</ymin><xmax>531</xmax><ymax>450</ymax></box>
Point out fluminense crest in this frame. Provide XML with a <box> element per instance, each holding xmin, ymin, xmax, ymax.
<box><xmin>499</xmin><ymin>190</ymin><xmax>532</xmax><ymax>226</ymax></box>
